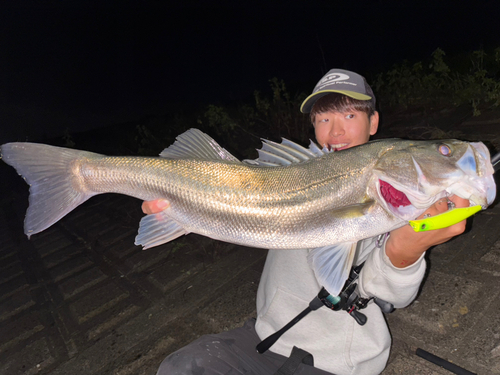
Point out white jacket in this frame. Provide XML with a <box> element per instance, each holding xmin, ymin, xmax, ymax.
<box><xmin>255</xmin><ymin>235</ymin><xmax>426</xmax><ymax>375</ymax></box>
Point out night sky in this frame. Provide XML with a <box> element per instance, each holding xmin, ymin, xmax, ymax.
<box><xmin>1</xmin><ymin>1</ymin><xmax>499</xmax><ymax>143</ymax></box>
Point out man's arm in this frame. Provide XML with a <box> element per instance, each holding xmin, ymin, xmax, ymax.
<box><xmin>144</xmin><ymin>196</ymin><xmax>469</xmax><ymax>308</ymax></box>
<box><xmin>357</xmin><ymin>195</ymin><xmax>469</xmax><ymax>308</ymax></box>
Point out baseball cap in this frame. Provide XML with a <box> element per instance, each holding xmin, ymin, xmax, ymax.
<box><xmin>300</xmin><ymin>69</ymin><xmax>376</xmax><ymax>113</ymax></box>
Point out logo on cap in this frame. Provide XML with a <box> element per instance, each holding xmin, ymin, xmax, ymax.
<box><xmin>316</xmin><ymin>72</ymin><xmax>354</xmax><ymax>91</ymax></box>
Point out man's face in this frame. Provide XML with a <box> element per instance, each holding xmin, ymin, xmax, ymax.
<box><xmin>313</xmin><ymin>110</ymin><xmax>379</xmax><ymax>151</ymax></box>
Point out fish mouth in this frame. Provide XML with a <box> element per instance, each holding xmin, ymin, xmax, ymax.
<box><xmin>378</xmin><ymin>175</ymin><xmax>494</xmax><ymax>221</ymax></box>
<box><xmin>374</xmin><ymin>141</ymin><xmax>496</xmax><ymax>222</ymax></box>
<box><xmin>377</xmin><ymin>179</ymin><xmax>428</xmax><ymax>221</ymax></box>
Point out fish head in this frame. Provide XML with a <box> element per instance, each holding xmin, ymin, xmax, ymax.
<box><xmin>369</xmin><ymin>140</ymin><xmax>496</xmax><ymax>221</ymax></box>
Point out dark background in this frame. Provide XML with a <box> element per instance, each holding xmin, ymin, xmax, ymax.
<box><xmin>1</xmin><ymin>0</ymin><xmax>499</xmax><ymax>144</ymax></box>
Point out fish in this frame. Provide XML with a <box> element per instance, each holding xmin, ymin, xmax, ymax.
<box><xmin>0</xmin><ymin>129</ymin><xmax>496</xmax><ymax>295</ymax></box>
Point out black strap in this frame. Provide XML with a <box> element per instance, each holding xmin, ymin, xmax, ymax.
<box><xmin>274</xmin><ymin>346</ymin><xmax>314</xmax><ymax>375</ymax></box>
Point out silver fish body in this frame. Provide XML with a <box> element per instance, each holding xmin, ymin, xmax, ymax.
<box><xmin>1</xmin><ymin>129</ymin><xmax>496</xmax><ymax>295</ymax></box>
<box><xmin>0</xmin><ymin>129</ymin><xmax>496</xmax><ymax>250</ymax></box>
<box><xmin>74</xmin><ymin>145</ymin><xmax>394</xmax><ymax>249</ymax></box>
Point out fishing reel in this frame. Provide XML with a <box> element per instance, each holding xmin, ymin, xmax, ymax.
<box><xmin>318</xmin><ymin>264</ymin><xmax>394</xmax><ymax>325</ymax></box>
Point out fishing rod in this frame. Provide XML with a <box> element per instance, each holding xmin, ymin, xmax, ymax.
<box><xmin>492</xmin><ymin>150</ymin><xmax>500</xmax><ymax>172</ymax></box>
<box><xmin>416</xmin><ymin>348</ymin><xmax>477</xmax><ymax>375</ymax></box>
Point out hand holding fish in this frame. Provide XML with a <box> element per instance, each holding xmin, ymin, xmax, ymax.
<box><xmin>386</xmin><ymin>195</ymin><xmax>469</xmax><ymax>268</ymax></box>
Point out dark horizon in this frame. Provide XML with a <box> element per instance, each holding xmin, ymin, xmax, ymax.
<box><xmin>2</xmin><ymin>1</ymin><xmax>499</xmax><ymax>143</ymax></box>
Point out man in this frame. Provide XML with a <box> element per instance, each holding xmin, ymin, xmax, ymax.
<box><xmin>147</xmin><ymin>69</ymin><xmax>468</xmax><ymax>374</ymax></box>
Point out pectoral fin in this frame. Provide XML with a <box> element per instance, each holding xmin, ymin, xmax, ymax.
<box><xmin>307</xmin><ymin>242</ymin><xmax>357</xmax><ymax>297</ymax></box>
<box><xmin>329</xmin><ymin>201</ymin><xmax>375</xmax><ymax>219</ymax></box>
<box><xmin>135</xmin><ymin>210</ymin><xmax>188</xmax><ymax>249</ymax></box>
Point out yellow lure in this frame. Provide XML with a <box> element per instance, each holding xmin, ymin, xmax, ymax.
<box><xmin>409</xmin><ymin>205</ymin><xmax>482</xmax><ymax>232</ymax></box>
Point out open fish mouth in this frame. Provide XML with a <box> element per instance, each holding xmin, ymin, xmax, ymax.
<box><xmin>376</xmin><ymin>141</ymin><xmax>497</xmax><ymax>221</ymax></box>
<box><xmin>377</xmin><ymin>178</ymin><xmax>431</xmax><ymax>221</ymax></box>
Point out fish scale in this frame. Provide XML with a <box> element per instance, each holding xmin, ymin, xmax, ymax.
<box><xmin>72</xmin><ymin>154</ymin><xmax>374</xmax><ymax>249</ymax></box>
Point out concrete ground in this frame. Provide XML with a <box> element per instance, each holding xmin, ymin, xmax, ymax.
<box><xmin>1</xmin><ymin>107</ymin><xmax>500</xmax><ymax>375</ymax></box>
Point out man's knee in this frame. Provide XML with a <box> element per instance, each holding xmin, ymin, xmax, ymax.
<box><xmin>157</xmin><ymin>351</ymin><xmax>205</xmax><ymax>375</ymax></box>
<box><xmin>156</xmin><ymin>335</ymin><xmax>233</xmax><ymax>375</ymax></box>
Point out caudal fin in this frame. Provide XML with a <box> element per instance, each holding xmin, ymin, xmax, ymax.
<box><xmin>1</xmin><ymin>143</ymin><xmax>102</xmax><ymax>238</ymax></box>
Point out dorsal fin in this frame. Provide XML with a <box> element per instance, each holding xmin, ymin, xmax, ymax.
<box><xmin>243</xmin><ymin>137</ymin><xmax>332</xmax><ymax>167</ymax></box>
<box><xmin>159</xmin><ymin>128</ymin><xmax>240</xmax><ymax>162</ymax></box>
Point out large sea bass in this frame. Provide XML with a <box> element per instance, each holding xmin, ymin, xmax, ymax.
<box><xmin>1</xmin><ymin>129</ymin><xmax>496</xmax><ymax>295</ymax></box>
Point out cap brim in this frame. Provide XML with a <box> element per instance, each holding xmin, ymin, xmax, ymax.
<box><xmin>300</xmin><ymin>90</ymin><xmax>373</xmax><ymax>113</ymax></box>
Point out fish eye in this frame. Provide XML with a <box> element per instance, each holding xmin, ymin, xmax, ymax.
<box><xmin>438</xmin><ymin>144</ymin><xmax>452</xmax><ymax>156</ymax></box>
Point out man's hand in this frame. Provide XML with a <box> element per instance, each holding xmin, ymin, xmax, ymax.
<box><xmin>142</xmin><ymin>199</ymin><xmax>170</xmax><ymax>214</ymax></box>
<box><xmin>386</xmin><ymin>195</ymin><xmax>469</xmax><ymax>268</ymax></box>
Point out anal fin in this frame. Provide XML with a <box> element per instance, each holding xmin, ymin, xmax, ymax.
<box><xmin>135</xmin><ymin>210</ymin><xmax>188</xmax><ymax>249</ymax></box>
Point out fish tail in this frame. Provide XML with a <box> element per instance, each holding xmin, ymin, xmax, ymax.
<box><xmin>1</xmin><ymin>143</ymin><xmax>102</xmax><ymax>238</ymax></box>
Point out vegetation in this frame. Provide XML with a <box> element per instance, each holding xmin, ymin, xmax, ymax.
<box><xmin>373</xmin><ymin>47</ymin><xmax>500</xmax><ymax>116</ymax></box>
<box><xmin>193</xmin><ymin>46</ymin><xmax>500</xmax><ymax>150</ymax></box>
<box><xmin>202</xmin><ymin>77</ymin><xmax>313</xmax><ymax>149</ymax></box>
